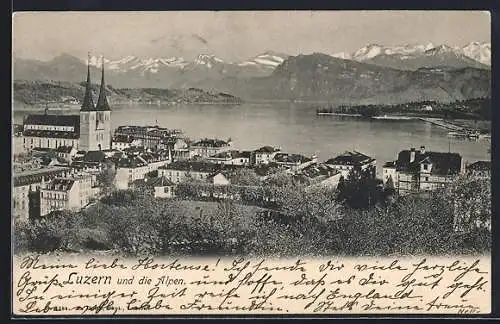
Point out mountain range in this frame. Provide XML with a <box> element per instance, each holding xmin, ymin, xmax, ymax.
<box><xmin>13</xmin><ymin>42</ymin><xmax>491</xmax><ymax>104</ymax></box>
<box><xmin>332</xmin><ymin>42</ymin><xmax>490</xmax><ymax>70</ymax></box>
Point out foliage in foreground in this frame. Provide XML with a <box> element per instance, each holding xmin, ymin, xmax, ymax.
<box><xmin>13</xmin><ymin>174</ymin><xmax>491</xmax><ymax>257</ymax></box>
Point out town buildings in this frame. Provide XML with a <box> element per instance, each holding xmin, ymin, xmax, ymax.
<box><xmin>39</xmin><ymin>172</ymin><xmax>97</xmax><ymax>217</ymax></box>
<box><xmin>113</xmin><ymin>150</ymin><xmax>171</xmax><ymax>189</ymax></box>
<box><xmin>12</xmin><ymin>166</ymin><xmax>71</xmax><ymax>222</ymax></box>
<box><xmin>206</xmin><ymin>150</ymin><xmax>252</xmax><ymax>166</ymax></box>
<box><xmin>252</xmin><ymin>146</ymin><xmax>281</xmax><ymax>165</ymax></box>
<box><xmin>325</xmin><ymin>151</ymin><xmax>376</xmax><ymax>179</ymax></box>
<box><xmin>22</xmin><ymin>56</ymin><xmax>112</xmax><ymax>152</ymax></box>
<box><xmin>294</xmin><ymin>163</ymin><xmax>343</xmax><ymax>190</ymax></box>
<box><xmin>158</xmin><ymin>161</ymin><xmax>231</xmax><ymax>184</ymax></box>
<box><xmin>191</xmin><ymin>138</ymin><xmax>232</xmax><ymax>158</ymax></box>
<box><xmin>112</xmin><ymin>125</ymin><xmax>182</xmax><ymax>151</ymax></box>
<box><xmin>132</xmin><ymin>176</ymin><xmax>176</xmax><ymax>199</ymax></box>
<box><xmin>382</xmin><ymin>146</ymin><xmax>464</xmax><ymax>194</ymax></box>
<box><xmin>273</xmin><ymin>153</ymin><xmax>317</xmax><ymax>172</ymax></box>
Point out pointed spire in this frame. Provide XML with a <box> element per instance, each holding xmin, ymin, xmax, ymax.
<box><xmin>96</xmin><ymin>55</ymin><xmax>111</xmax><ymax>111</ymax></box>
<box><xmin>81</xmin><ymin>52</ymin><xmax>95</xmax><ymax>111</ymax></box>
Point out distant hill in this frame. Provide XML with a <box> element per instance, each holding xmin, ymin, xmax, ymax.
<box><xmin>13</xmin><ymin>80</ymin><xmax>243</xmax><ymax>106</ymax></box>
<box><xmin>212</xmin><ymin>53</ymin><xmax>491</xmax><ymax>104</ymax></box>
<box><xmin>13</xmin><ymin>45</ymin><xmax>491</xmax><ymax>105</ymax></box>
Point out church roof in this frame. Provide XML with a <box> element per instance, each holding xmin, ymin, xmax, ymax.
<box><xmin>23</xmin><ymin>114</ymin><xmax>80</xmax><ymax>139</ymax></box>
<box><xmin>81</xmin><ymin>60</ymin><xmax>95</xmax><ymax>112</ymax></box>
<box><xmin>95</xmin><ymin>59</ymin><xmax>111</xmax><ymax>111</ymax></box>
<box><xmin>24</xmin><ymin>114</ymin><xmax>80</xmax><ymax>127</ymax></box>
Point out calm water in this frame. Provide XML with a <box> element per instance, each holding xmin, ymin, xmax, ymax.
<box><xmin>13</xmin><ymin>103</ymin><xmax>491</xmax><ymax>176</ymax></box>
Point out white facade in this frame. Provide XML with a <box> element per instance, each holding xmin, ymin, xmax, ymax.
<box><xmin>80</xmin><ymin>111</ymin><xmax>112</xmax><ymax>151</ymax></box>
<box><xmin>39</xmin><ymin>174</ymin><xmax>95</xmax><ymax>216</ymax></box>
<box><xmin>23</xmin><ymin>136</ymin><xmax>79</xmax><ymax>151</ymax></box>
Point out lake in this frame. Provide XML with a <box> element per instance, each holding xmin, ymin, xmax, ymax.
<box><xmin>13</xmin><ymin>103</ymin><xmax>491</xmax><ymax>176</ymax></box>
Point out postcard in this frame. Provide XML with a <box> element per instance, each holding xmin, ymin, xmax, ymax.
<box><xmin>11</xmin><ymin>10</ymin><xmax>491</xmax><ymax>316</ymax></box>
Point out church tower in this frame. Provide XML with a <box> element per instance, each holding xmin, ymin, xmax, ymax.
<box><xmin>79</xmin><ymin>54</ymin><xmax>112</xmax><ymax>151</ymax></box>
<box><xmin>95</xmin><ymin>56</ymin><xmax>112</xmax><ymax>150</ymax></box>
<box><xmin>79</xmin><ymin>53</ymin><xmax>97</xmax><ymax>151</ymax></box>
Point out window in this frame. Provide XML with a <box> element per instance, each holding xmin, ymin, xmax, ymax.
<box><xmin>425</xmin><ymin>177</ymin><xmax>429</xmax><ymax>182</ymax></box>
<box><xmin>423</xmin><ymin>164</ymin><xmax>428</xmax><ymax>170</ymax></box>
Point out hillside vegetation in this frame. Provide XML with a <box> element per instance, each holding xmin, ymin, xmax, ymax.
<box><xmin>13</xmin><ymin>80</ymin><xmax>243</xmax><ymax>106</ymax></box>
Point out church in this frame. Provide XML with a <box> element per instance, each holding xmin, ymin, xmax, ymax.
<box><xmin>22</xmin><ymin>57</ymin><xmax>112</xmax><ymax>152</ymax></box>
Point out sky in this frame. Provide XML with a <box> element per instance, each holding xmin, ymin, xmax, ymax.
<box><xmin>12</xmin><ymin>11</ymin><xmax>491</xmax><ymax>62</ymax></box>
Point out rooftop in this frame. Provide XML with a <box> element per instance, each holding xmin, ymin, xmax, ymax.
<box><xmin>23</xmin><ymin>129</ymin><xmax>80</xmax><ymax>139</ymax></box>
<box><xmin>326</xmin><ymin>151</ymin><xmax>375</xmax><ymax>166</ymax></box>
<box><xmin>23</xmin><ymin>114</ymin><xmax>80</xmax><ymax>127</ymax></box>
<box><xmin>165</xmin><ymin>161</ymin><xmax>223</xmax><ymax>173</ymax></box>
<box><xmin>192</xmin><ymin>138</ymin><xmax>230</xmax><ymax>148</ymax></box>
<box><xmin>274</xmin><ymin>153</ymin><xmax>312</xmax><ymax>164</ymax></box>
<box><xmin>116</xmin><ymin>156</ymin><xmax>148</xmax><ymax>168</ymax></box>
<box><xmin>395</xmin><ymin>149</ymin><xmax>462</xmax><ymax>175</ymax></box>
<box><xmin>42</xmin><ymin>178</ymin><xmax>76</xmax><ymax>192</ymax></box>
<box><xmin>254</xmin><ymin>146</ymin><xmax>280</xmax><ymax>154</ymax></box>
<box><xmin>13</xmin><ymin>166</ymin><xmax>70</xmax><ymax>187</ymax></box>
<box><xmin>56</xmin><ymin>146</ymin><xmax>75</xmax><ymax>153</ymax></box>
<box><xmin>83</xmin><ymin>151</ymin><xmax>107</xmax><ymax>163</ymax></box>
<box><xmin>209</xmin><ymin>150</ymin><xmax>251</xmax><ymax>160</ymax></box>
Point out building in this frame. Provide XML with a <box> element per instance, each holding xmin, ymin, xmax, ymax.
<box><xmin>39</xmin><ymin>173</ymin><xmax>96</xmax><ymax>217</ymax></box>
<box><xmin>162</xmin><ymin>137</ymin><xmax>192</xmax><ymax>161</ymax></box>
<box><xmin>22</xmin><ymin>55</ymin><xmax>112</xmax><ymax>152</ymax></box>
<box><xmin>114</xmin><ymin>155</ymin><xmax>149</xmax><ymax>190</ymax></box>
<box><xmin>325</xmin><ymin>151</ymin><xmax>376</xmax><ymax>179</ymax></box>
<box><xmin>191</xmin><ymin>138</ymin><xmax>231</xmax><ymax>158</ymax></box>
<box><xmin>55</xmin><ymin>146</ymin><xmax>78</xmax><ymax>162</ymax></box>
<box><xmin>12</xmin><ymin>166</ymin><xmax>70</xmax><ymax>222</ymax></box>
<box><xmin>206</xmin><ymin>150</ymin><xmax>251</xmax><ymax>166</ymax></box>
<box><xmin>111</xmin><ymin>134</ymin><xmax>142</xmax><ymax>151</ymax></box>
<box><xmin>158</xmin><ymin>161</ymin><xmax>223</xmax><ymax>183</ymax></box>
<box><xmin>207</xmin><ymin>171</ymin><xmax>231</xmax><ymax>186</ymax></box>
<box><xmin>383</xmin><ymin>146</ymin><xmax>464</xmax><ymax>195</ymax></box>
<box><xmin>294</xmin><ymin>163</ymin><xmax>342</xmax><ymax>190</ymax></box>
<box><xmin>273</xmin><ymin>153</ymin><xmax>317</xmax><ymax>172</ymax></box>
<box><xmin>113</xmin><ymin>125</ymin><xmax>182</xmax><ymax>150</ymax></box>
<box><xmin>465</xmin><ymin>161</ymin><xmax>491</xmax><ymax>178</ymax></box>
<box><xmin>252</xmin><ymin>146</ymin><xmax>281</xmax><ymax>165</ymax></box>
<box><xmin>132</xmin><ymin>176</ymin><xmax>176</xmax><ymax>199</ymax></box>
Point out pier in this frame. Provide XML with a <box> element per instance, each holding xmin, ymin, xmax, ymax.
<box><xmin>417</xmin><ymin>117</ymin><xmax>465</xmax><ymax>131</ymax></box>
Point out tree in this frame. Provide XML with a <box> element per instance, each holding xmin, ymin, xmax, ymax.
<box><xmin>337</xmin><ymin>167</ymin><xmax>381</xmax><ymax>209</ymax></box>
<box><xmin>97</xmin><ymin>160</ymin><xmax>117</xmax><ymax>195</ymax></box>
<box><xmin>228</xmin><ymin>168</ymin><xmax>261</xmax><ymax>186</ymax></box>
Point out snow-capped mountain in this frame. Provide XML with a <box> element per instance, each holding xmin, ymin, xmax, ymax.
<box><xmin>349</xmin><ymin>43</ymin><xmax>435</xmax><ymax>61</ymax></box>
<box><xmin>461</xmin><ymin>42</ymin><xmax>490</xmax><ymax>66</ymax></box>
<box><xmin>337</xmin><ymin>42</ymin><xmax>490</xmax><ymax>70</ymax></box>
<box><xmin>331</xmin><ymin>52</ymin><xmax>352</xmax><ymax>60</ymax></box>
<box><xmin>87</xmin><ymin>55</ymin><xmax>190</xmax><ymax>74</ymax></box>
<box><xmin>80</xmin><ymin>52</ymin><xmax>289</xmax><ymax>77</ymax></box>
<box><xmin>193</xmin><ymin>54</ymin><xmax>224</xmax><ymax>68</ymax></box>
<box><xmin>238</xmin><ymin>51</ymin><xmax>289</xmax><ymax>69</ymax></box>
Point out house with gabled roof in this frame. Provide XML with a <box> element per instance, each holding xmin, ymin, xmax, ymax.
<box><xmin>325</xmin><ymin>150</ymin><xmax>376</xmax><ymax>179</ymax></box>
<box><xmin>190</xmin><ymin>138</ymin><xmax>232</xmax><ymax>158</ymax></box>
<box><xmin>207</xmin><ymin>150</ymin><xmax>251</xmax><ymax>166</ymax></box>
<box><xmin>39</xmin><ymin>172</ymin><xmax>95</xmax><ymax>216</ymax></box>
<box><xmin>383</xmin><ymin>145</ymin><xmax>464</xmax><ymax>194</ymax></box>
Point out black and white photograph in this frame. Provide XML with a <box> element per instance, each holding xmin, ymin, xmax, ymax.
<box><xmin>11</xmin><ymin>10</ymin><xmax>492</xmax><ymax>316</ymax></box>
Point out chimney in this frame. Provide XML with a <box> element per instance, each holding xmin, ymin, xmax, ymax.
<box><xmin>410</xmin><ymin>148</ymin><xmax>416</xmax><ymax>163</ymax></box>
<box><xmin>420</xmin><ymin>146</ymin><xmax>426</xmax><ymax>154</ymax></box>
